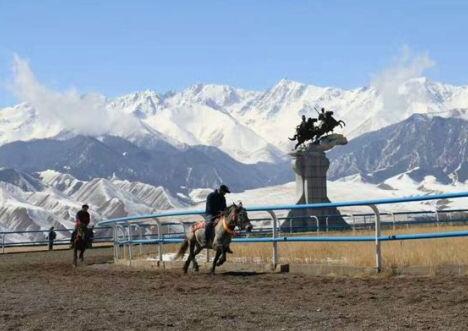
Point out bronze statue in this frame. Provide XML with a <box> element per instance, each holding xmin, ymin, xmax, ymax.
<box><xmin>289</xmin><ymin>107</ymin><xmax>346</xmax><ymax>150</ymax></box>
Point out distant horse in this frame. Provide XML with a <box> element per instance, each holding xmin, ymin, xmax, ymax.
<box><xmin>72</xmin><ymin>227</ymin><xmax>91</xmax><ymax>267</ymax></box>
<box><xmin>174</xmin><ymin>203</ymin><xmax>253</xmax><ymax>274</ymax></box>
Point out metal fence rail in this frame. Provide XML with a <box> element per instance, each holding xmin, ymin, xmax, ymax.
<box><xmin>0</xmin><ymin>226</ymin><xmax>113</xmax><ymax>253</ymax></box>
<box><xmin>96</xmin><ymin>191</ymin><xmax>468</xmax><ymax>272</ymax></box>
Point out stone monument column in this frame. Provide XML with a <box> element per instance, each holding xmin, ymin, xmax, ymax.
<box><xmin>284</xmin><ymin>134</ymin><xmax>349</xmax><ymax>232</ymax></box>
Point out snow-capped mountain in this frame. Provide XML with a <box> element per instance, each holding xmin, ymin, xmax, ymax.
<box><xmin>0</xmin><ymin>134</ymin><xmax>292</xmax><ymax>193</ymax></box>
<box><xmin>327</xmin><ymin>114</ymin><xmax>468</xmax><ymax>184</ymax></box>
<box><xmin>0</xmin><ymin>170</ymin><xmax>187</xmax><ymax>242</ymax></box>
<box><xmin>107</xmin><ymin>77</ymin><xmax>468</xmax><ymax>155</ymax></box>
<box><xmin>3</xmin><ymin>77</ymin><xmax>467</xmax><ymax>164</ymax></box>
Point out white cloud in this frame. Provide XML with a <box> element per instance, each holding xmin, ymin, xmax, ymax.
<box><xmin>370</xmin><ymin>47</ymin><xmax>435</xmax><ymax>118</ymax></box>
<box><xmin>10</xmin><ymin>55</ymin><xmax>140</xmax><ymax>136</ymax></box>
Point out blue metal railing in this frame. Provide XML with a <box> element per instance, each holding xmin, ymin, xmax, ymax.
<box><xmin>0</xmin><ymin>226</ymin><xmax>113</xmax><ymax>251</ymax></box>
<box><xmin>99</xmin><ymin>191</ymin><xmax>468</xmax><ymax>272</ymax></box>
<box><xmin>98</xmin><ymin>191</ymin><xmax>468</xmax><ymax>225</ymax></box>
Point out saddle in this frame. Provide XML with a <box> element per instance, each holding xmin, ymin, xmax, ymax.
<box><xmin>191</xmin><ymin>219</ymin><xmax>220</xmax><ymax>233</ymax></box>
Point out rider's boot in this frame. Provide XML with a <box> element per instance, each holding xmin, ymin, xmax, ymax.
<box><xmin>205</xmin><ymin>222</ymin><xmax>214</xmax><ymax>246</ymax></box>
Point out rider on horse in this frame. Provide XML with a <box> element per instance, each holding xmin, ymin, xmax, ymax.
<box><xmin>75</xmin><ymin>204</ymin><xmax>90</xmax><ymax>241</ymax></box>
<box><xmin>205</xmin><ymin>184</ymin><xmax>233</xmax><ymax>253</ymax></box>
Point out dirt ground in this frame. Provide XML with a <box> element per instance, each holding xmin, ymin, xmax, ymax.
<box><xmin>1</xmin><ymin>248</ymin><xmax>467</xmax><ymax>330</ymax></box>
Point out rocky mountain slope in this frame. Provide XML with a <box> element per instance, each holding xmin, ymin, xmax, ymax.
<box><xmin>327</xmin><ymin>115</ymin><xmax>468</xmax><ymax>184</ymax></box>
<box><xmin>0</xmin><ymin>169</ymin><xmax>187</xmax><ymax>242</ymax></box>
<box><xmin>0</xmin><ymin>135</ymin><xmax>292</xmax><ymax>193</ymax></box>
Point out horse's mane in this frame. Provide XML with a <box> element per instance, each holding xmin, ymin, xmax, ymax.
<box><xmin>222</xmin><ymin>204</ymin><xmax>238</xmax><ymax>217</ymax></box>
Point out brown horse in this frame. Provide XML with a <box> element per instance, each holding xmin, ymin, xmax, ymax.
<box><xmin>72</xmin><ymin>227</ymin><xmax>90</xmax><ymax>267</ymax></box>
<box><xmin>174</xmin><ymin>203</ymin><xmax>253</xmax><ymax>274</ymax></box>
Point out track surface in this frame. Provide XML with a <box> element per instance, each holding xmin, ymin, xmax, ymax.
<box><xmin>1</xmin><ymin>248</ymin><xmax>467</xmax><ymax>330</ymax></box>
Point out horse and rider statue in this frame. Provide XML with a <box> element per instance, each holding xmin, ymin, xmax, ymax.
<box><xmin>174</xmin><ymin>184</ymin><xmax>253</xmax><ymax>273</ymax></box>
<box><xmin>289</xmin><ymin>107</ymin><xmax>346</xmax><ymax>150</ymax></box>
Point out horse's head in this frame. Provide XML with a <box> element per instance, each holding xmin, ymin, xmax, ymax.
<box><xmin>227</xmin><ymin>202</ymin><xmax>253</xmax><ymax>233</ymax></box>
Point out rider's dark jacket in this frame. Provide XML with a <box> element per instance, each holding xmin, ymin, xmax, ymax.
<box><xmin>205</xmin><ymin>189</ymin><xmax>227</xmax><ymax>221</ymax></box>
<box><xmin>76</xmin><ymin>210</ymin><xmax>90</xmax><ymax>227</ymax></box>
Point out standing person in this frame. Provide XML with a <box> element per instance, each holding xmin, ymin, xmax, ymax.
<box><xmin>47</xmin><ymin>226</ymin><xmax>56</xmax><ymax>251</ymax></box>
<box><xmin>205</xmin><ymin>184</ymin><xmax>233</xmax><ymax>253</ymax></box>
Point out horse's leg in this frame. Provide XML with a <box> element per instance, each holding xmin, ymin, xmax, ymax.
<box><xmin>216</xmin><ymin>248</ymin><xmax>227</xmax><ymax>266</ymax></box>
<box><xmin>183</xmin><ymin>239</ymin><xmax>195</xmax><ymax>274</ymax></box>
<box><xmin>191</xmin><ymin>244</ymin><xmax>203</xmax><ymax>272</ymax></box>
<box><xmin>73</xmin><ymin>246</ymin><xmax>78</xmax><ymax>267</ymax></box>
<box><xmin>210</xmin><ymin>249</ymin><xmax>222</xmax><ymax>274</ymax></box>
<box><xmin>79</xmin><ymin>247</ymin><xmax>84</xmax><ymax>262</ymax></box>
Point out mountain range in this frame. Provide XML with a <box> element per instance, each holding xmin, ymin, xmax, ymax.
<box><xmin>0</xmin><ymin>77</ymin><xmax>467</xmax><ymax>240</ymax></box>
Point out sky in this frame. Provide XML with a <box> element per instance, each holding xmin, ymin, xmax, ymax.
<box><xmin>1</xmin><ymin>0</ymin><xmax>468</xmax><ymax>107</ymax></box>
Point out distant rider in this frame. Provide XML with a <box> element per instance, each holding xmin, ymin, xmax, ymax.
<box><xmin>71</xmin><ymin>204</ymin><xmax>91</xmax><ymax>246</ymax></box>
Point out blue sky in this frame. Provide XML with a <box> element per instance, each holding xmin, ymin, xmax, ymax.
<box><xmin>1</xmin><ymin>0</ymin><xmax>468</xmax><ymax>106</ymax></box>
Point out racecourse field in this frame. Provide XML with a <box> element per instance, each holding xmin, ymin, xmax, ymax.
<box><xmin>1</xmin><ymin>248</ymin><xmax>467</xmax><ymax>330</ymax></box>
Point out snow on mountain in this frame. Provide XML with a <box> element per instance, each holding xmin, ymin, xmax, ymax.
<box><xmin>2</xmin><ymin>76</ymin><xmax>468</xmax><ymax>163</ymax></box>
<box><xmin>0</xmin><ymin>167</ymin><xmax>44</xmax><ymax>192</ymax></box>
<box><xmin>0</xmin><ymin>103</ymin><xmax>63</xmax><ymax>146</ymax></box>
<box><xmin>39</xmin><ymin>170</ymin><xmax>85</xmax><ymax>195</ymax></box>
<box><xmin>0</xmin><ymin>169</ymin><xmax>189</xmax><ymax>242</ymax></box>
<box><xmin>230</xmin><ymin>78</ymin><xmax>468</xmax><ymax>150</ymax></box>
<box><xmin>112</xmin><ymin>179</ymin><xmax>186</xmax><ymax>209</ymax></box>
<box><xmin>327</xmin><ymin>114</ymin><xmax>468</xmax><ymax>184</ymax></box>
<box><xmin>107</xmin><ymin>90</ymin><xmax>163</xmax><ymax>118</ymax></box>
<box><xmin>190</xmin><ymin>176</ymin><xmax>468</xmax><ymax>219</ymax></box>
<box><xmin>71</xmin><ymin>178</ymin><xmax>156</xmax><ymax>216</ymax></box>
<box><xmin>109</xmin><ymin>84</ymin><xmax>283</xmax><ymax>164</ymax></box>
<box><xmin>106</xmin><ymin>77</ymin><xmax>468</xmax><ymax>157</ymax></box>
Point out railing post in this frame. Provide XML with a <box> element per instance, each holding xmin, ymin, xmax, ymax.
<box><xmin>434</xmin><ymin>205</ymin><xmax>440</xmax><ymax>227</ymax></box>
<box><xmin>135</xmin><ymin>224</ymin><xmax>143</xmax><ymax>256</ymax></box>
<box><xmin>2</xmin><ymin>233</ymin><xmax>5</xmax><ymax>254</ymax></box>
<box><xmin>309</xmin><ymin>216</ymin><xmax>319</xmax><ymax>234</ymax></box>
<box><xmin>351</xmin><ymin>214</ymin><xmax>356</xmax><ymax>232</ymax></box>
<box><xmin>325</xmin><ymin>217</ymin><xmax>329</xmax><ymax>232</ymax></box>
<box><xmin>127</xmin><ymin>225</ymin><xmax>133</xmax><ymax>265</ymax></box>
<box><xmin>391</xmin><ymin>212</ymin><xmax>396</xmax><ymax>231</ymax></box>
<box><xmin>154</xmin><ymin>218</ymin><xmax>163</xmax><ymax>265</ymax></box>
<box><xmin>112</xmin><ymin>225</ymin><xmax>117</xmax><ymax>262</ymax></box>
<box><xmin>369</xmin><ymin>204</ymin><xmax>382</xmax><ymax>272</ymax></box>
<box><xmin>267</xmin><ymin>210</ymin><xmax>278</xmax><ymax>268</ymax></box>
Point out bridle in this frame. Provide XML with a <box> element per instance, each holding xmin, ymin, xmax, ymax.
<box><xmin>222</xmin><ymin>205</ymin><xmax>238</xmax><ymax>235</ymax></box>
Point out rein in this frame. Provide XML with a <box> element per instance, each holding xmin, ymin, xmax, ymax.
<box><xmin>222</xmin><ymin>208</ymin><xmax>238</xmax><ymax>235</ymax></box>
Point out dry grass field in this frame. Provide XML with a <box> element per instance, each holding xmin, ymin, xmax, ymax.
<box><xmin>149</xmin><ymin>224</ymin><xmax>468</xmax><ymax>272</ymax></box>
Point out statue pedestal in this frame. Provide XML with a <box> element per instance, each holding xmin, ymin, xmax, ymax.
<box><xmin>284</xmin><ymin>134</ymin><xmax>349</xmax><ymax>232</ymax></box>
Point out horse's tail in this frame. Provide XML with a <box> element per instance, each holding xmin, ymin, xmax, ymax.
<box><xmin>174</xmin><ymin>238</ymin><xmax>189</xmax><ymax>260</ymax></box>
